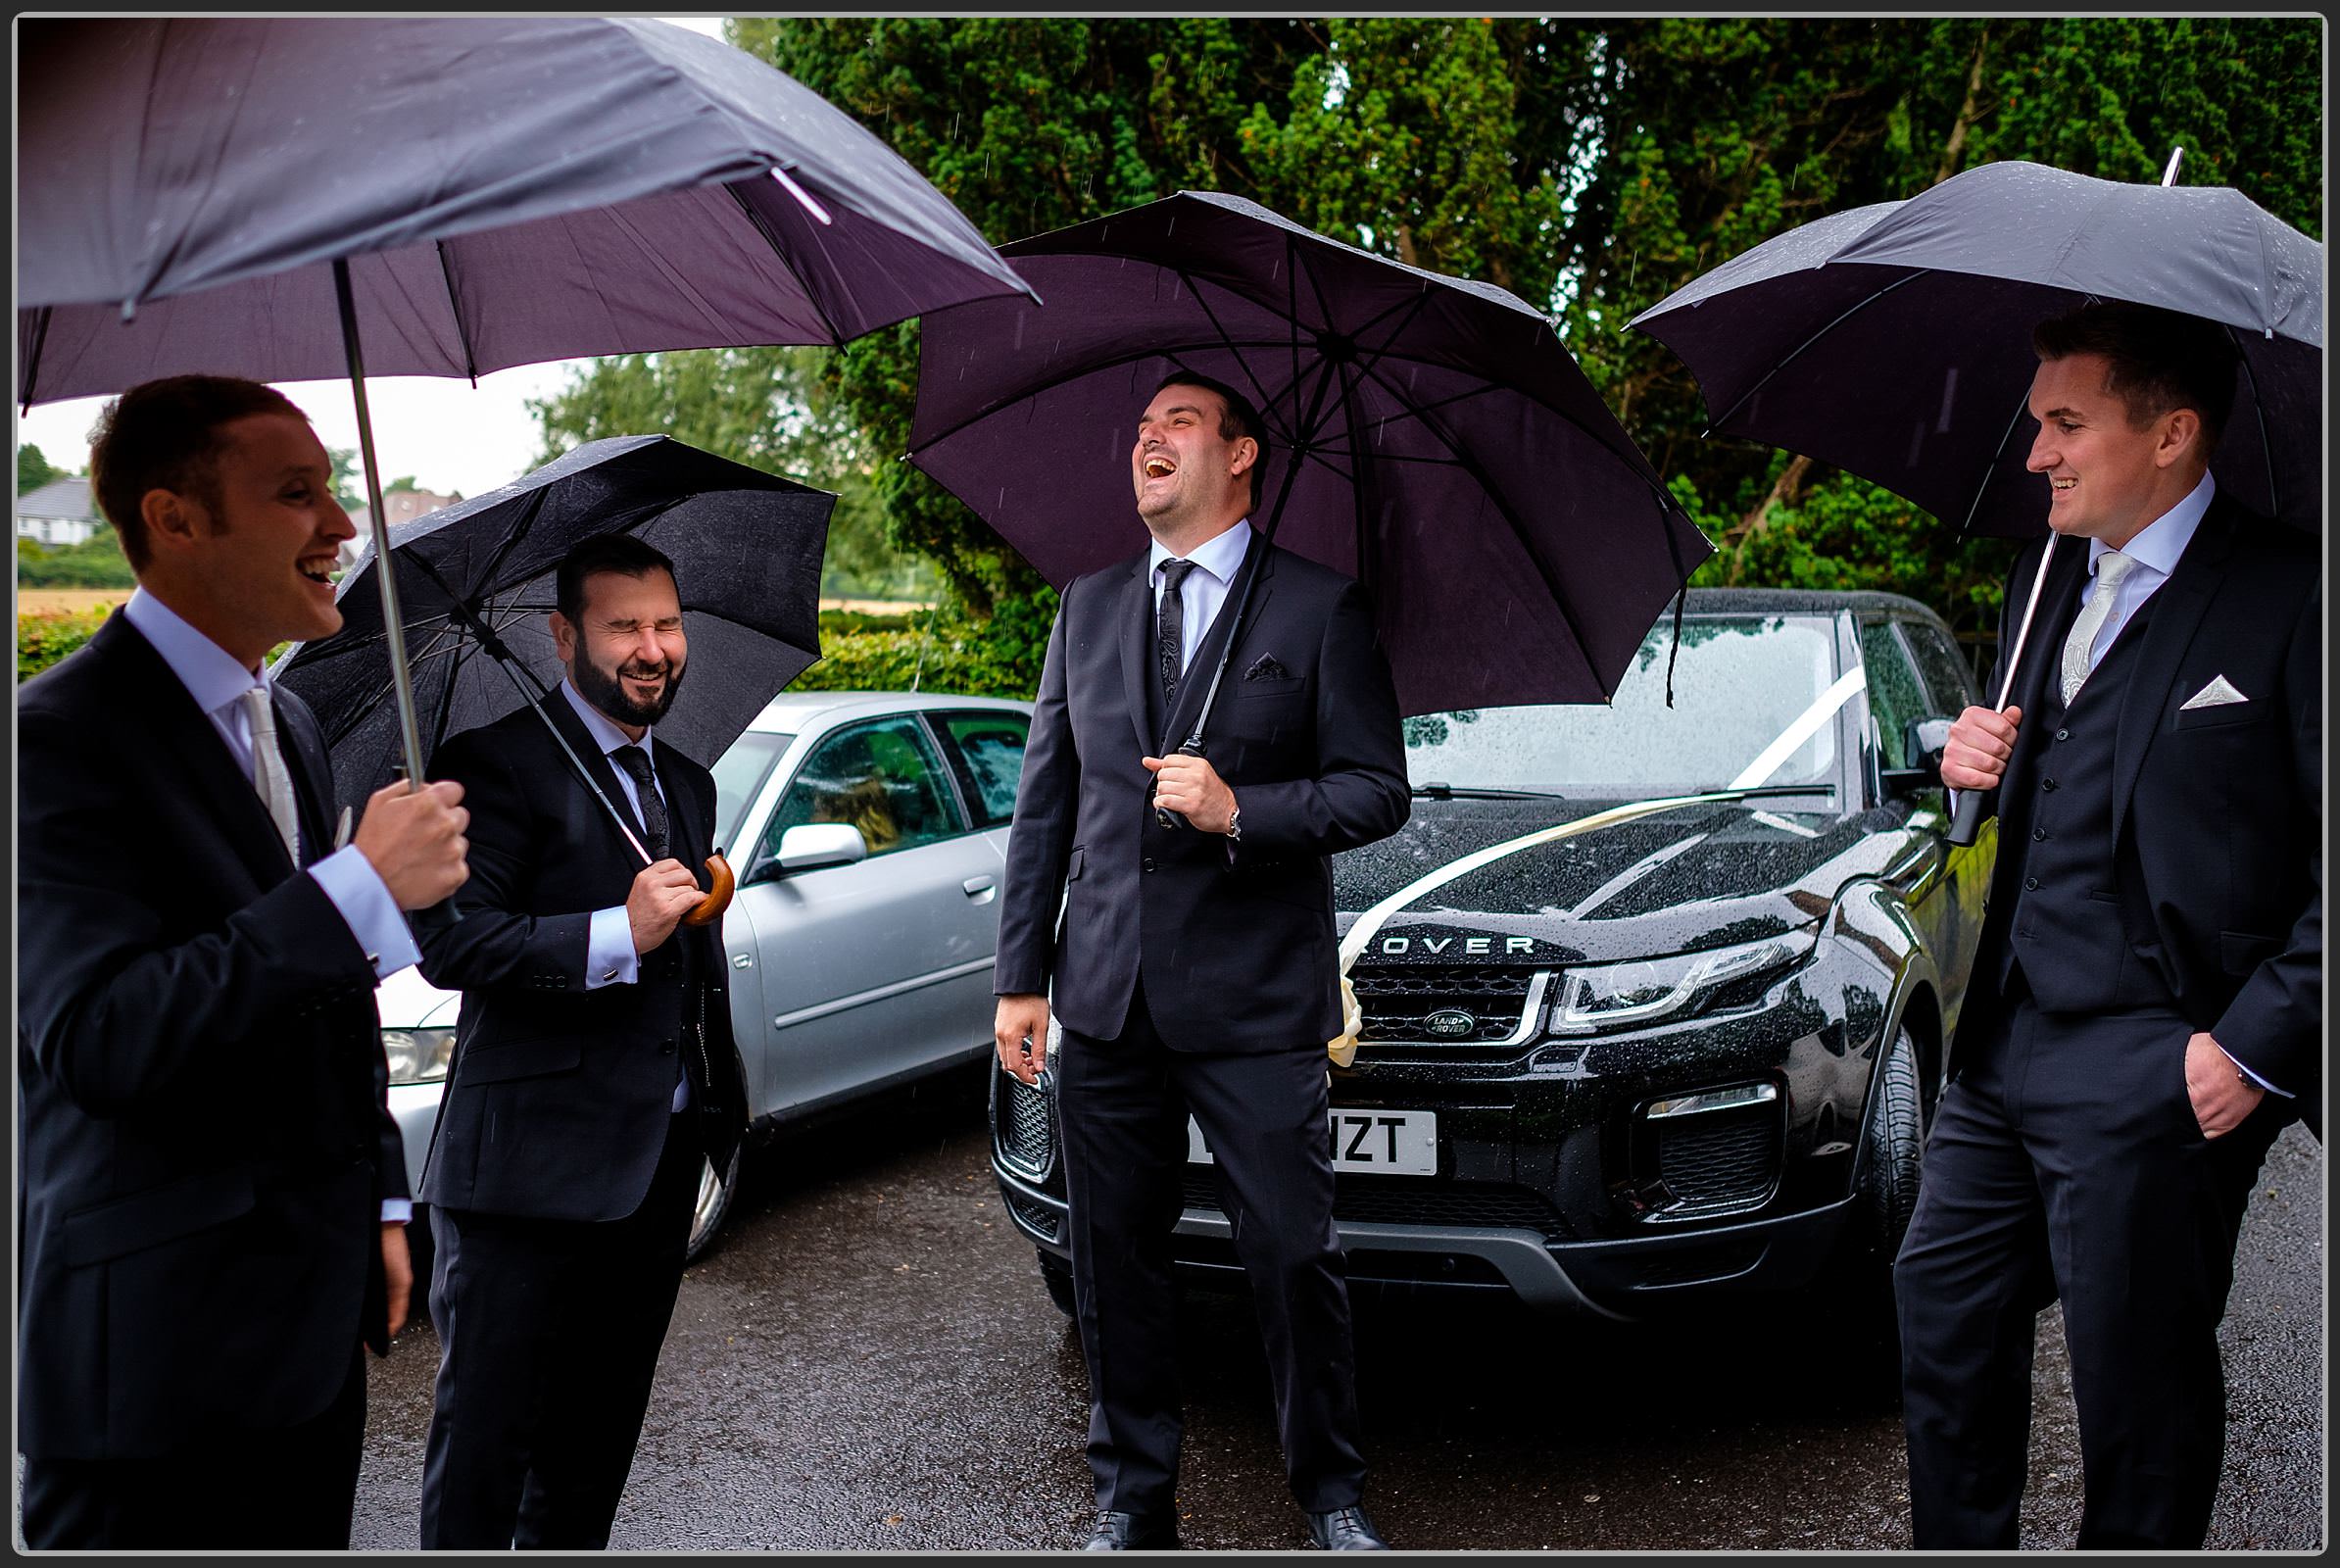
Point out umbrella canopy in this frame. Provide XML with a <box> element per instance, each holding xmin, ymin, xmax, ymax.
<box><xmin>907</xmin><ymin>191</ymin><xmax>1712</xmax><ymax>718</ymax></box>
<box><xmin>272</xmin><ymin>435</ymin><xmax>830</xmax><ymax>827</ymax></box>
<box><xmin>17</xmin><ymin>15</ymin><xmax>1038</xmax><ymax>400</ymax></box>
<box><xmin>1629</xmin><ymin>159</ymin><xmax>2323</xmax><ymax>537</ymax></box>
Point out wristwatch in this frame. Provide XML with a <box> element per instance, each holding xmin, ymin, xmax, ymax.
<box><xmin>1224</xmin><ymin>802</ymin><xmax>1242</xmax><ymax>842</ymax></box>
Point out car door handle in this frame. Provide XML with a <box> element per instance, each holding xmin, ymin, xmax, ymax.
<box><xmin>962</xmin><ymin>875</ymin><xmax>998</xmax><ymax>902</ymax></box>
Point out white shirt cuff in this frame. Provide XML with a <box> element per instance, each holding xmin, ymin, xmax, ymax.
<box><xmin>309</xmin><ymin>845</ymin><xmax>421</xmax><ymax>981</ymax></box>
<box><xmin>586</xmin><ymin>906</ymin><xmax>639</xmax><ymax>989</ymax></box>
<box><xmin>2219</xmin><ymin>1046</ymin><xmax>2290</xmax><ymax>1098</ymax></box>
<box><xmin>379</xmin><ymin>1198</ymin><xmax>414</xmax><ymax>1224</ymax></box>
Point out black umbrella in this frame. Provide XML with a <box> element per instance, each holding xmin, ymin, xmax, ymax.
<box><xmin>907</xmin><ymin>191</ymin><xmax>1713</xmax><ymax>726</ymax></box>
<box><xmin>272</xmin><ymin>436</ymin><xmax>830</xmax><ymax>889</ymax></box>
<box><xmin>1629</xmin><ymin>155</ymin><xmax>2322</xmax><ymax>841</ymax></box>
<box><xmin>18</xmin><ymin>16</ymin><xmax>1033</xmax><ymax>805</ymax></box>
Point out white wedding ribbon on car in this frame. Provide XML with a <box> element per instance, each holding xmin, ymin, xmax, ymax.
<box><xmin>1328</xmin><ymin>666</ymin><xmax>1868</xmax><ymax>1067</ymax></box>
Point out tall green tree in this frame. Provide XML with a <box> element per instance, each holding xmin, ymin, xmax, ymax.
<box><xmin>18</xmin><ymin>443</ymin><xmax>61</xmax><ymax>496</ymax></box>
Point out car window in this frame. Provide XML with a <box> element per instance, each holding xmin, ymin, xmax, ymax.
<box><xmin>1901</xmin><ymin>617</ymin><xmax>1981</xmax><ymax>716</ymax></box>
<box><xmin>1859</xmin><ymin>620</ymin><xmax>1926</xmax><ymax>770</ymax></box>
<box><xmin>761</xmin><ymin>714</ymin><xmax>967</xmax><ymax>860</ymax></box>
<box><xmin>931</xmin><ymin>710</ymin><xmax>1030</xmax><ymax>828</ymax></box>
<box><xmin>709</xmin><ymin>731</ymin><xmax>790</xmax><ymax>856</ymax></box>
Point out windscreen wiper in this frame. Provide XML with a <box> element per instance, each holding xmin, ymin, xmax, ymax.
<box><xmin>1410</xmin><ymin>782</ymin><xmax>1571</xmax><ymax>801</ymax></box>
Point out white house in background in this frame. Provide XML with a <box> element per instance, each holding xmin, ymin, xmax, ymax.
<box><xmin>338</xmin><ymin>487</ymin><xmax>460</xmax><ymax>569</ymax></box>
<box><xmin>17</xmin><ymin>476</ymin><xmax>102</xmax><ymax>546</ymax></box>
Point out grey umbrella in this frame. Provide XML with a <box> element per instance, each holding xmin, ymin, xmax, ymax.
<box><xmin>17</xmin><ymin>15</ymin><xmax>1034</xmax><ymax>815</ymax></box>
<box><xmin>1629</xmin><ymin>156</ymin><xmax>2322</xmax><ymax>843</ymax></box>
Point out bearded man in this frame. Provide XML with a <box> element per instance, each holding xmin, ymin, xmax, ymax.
<box><xmin>412</xmin><ymin>532</ymin><xmax>747</xmax><ymax>1549</ymax></box>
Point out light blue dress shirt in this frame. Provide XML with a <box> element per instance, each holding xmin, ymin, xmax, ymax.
<box><xmin>1146</xmin><ymin>517</ymin><xmax>1253</xmax><ymax>676</ymax></box>
<box><xmin>560</xmin><ymin>681</ymin><xmax>692</xmax><ymax>1112</ymax></box>
<box><xmin>123</xmin><ymin>588</ymin><xmax>421</xmax><ymax>1219</ymax></box>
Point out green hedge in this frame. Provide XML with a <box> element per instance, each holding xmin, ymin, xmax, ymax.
<box><xmin>18</xmin><ymin>607</ymin><xmax>111</xmax><ymax>682</ymax></box>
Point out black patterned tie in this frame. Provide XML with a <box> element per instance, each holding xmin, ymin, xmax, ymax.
<box><xmin>1157</xmin><ymin>558</ymin><xmax>1197</xmax><ymax>707</ymax></box>
<box><xmin>611</xmin><ymin>745</ymin><xmax>670</xmax><ymax>860</ymax></box>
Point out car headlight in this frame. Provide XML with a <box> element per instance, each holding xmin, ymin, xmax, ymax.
<box><xmin>1549</xmin><ymin>926</ymin><xmax>1819</xmax><ymax>1036</ymax></box>
<box><xmin>383</xmin><ymin>1026</ymin><xmax>457</xmax><ymax>1085</ymax></box>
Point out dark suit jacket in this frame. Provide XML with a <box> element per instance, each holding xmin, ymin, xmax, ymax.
<box><xmin>17</xmin><ymin>612</ymin><xmax>406</xmax><ymax>1459</ymax></box>
<box><xmin>415</xmin><ymin>694</ymin><xmax>747</xmax><ymax>1221</ymax></box>
<box><xmin>996</xmin><ymin>537</ymin><xmax>1409</xmax><ymax>1052</ymax></box>
<box><xmin>1965</xmin><ymin>494</ymin><xmax>2321</xmax><ymax>1119</ymax></box>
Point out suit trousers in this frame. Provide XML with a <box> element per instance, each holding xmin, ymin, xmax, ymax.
<box><xmin>1893</xmin><ymin>976</ymin><xmax>2285</xmax><ymax>1547</ymax></box>
<box><xmin>418</xmin><ymin>1109</ymin><xmax>705</xmax><ymax>1549</ymax></box>
<box><xmin>22</xmin><ymin>1344</ymin><xmax>366</xmax><ymax>1548</ymax></box>
<box><xmin>1056</xmin><ymin>980</ymin><xmax>1368</xmax><ymax>1519</ymax></box>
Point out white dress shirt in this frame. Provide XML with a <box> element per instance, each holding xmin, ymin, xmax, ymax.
<box><xmin>1147</xmin><ymin>517</ymin><xmax>1253</xmax><ymax>675</ymax></box>
<box><xmin>561</xmin><ymin>681</ymin><xmax>692</xmax><ymax>1112</ymax></box>
<box><xmin>122</xmin><ymin>588</ymin><xmax>421</xmax><ymax>1219</ymax></box>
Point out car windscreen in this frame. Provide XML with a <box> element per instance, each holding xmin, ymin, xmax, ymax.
<box><xmin>1400</xmin><ymin>614</ymin><xmax>1844</xmax><ymax>798</ymax></box>
<box><xmin>710</xmin><ymin>731</ymin><xmax>791</xmax><ymax>854</ymax></box>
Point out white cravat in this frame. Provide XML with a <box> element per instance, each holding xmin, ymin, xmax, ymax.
<box><xmin>2059</xmin><ymin>550</ymin><xmax>2138</xmax><ymax>706</ymax></box>
<box><xmin>239</xmin><ymin>687</ymin><xmax>302</xmax><ymax>864</ymax></box>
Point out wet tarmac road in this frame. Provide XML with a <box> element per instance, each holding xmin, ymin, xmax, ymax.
<box><xmin>353</xmin><ymin>1073</ymin><xmax>2324</xmax><ymax>1550</ymax></box>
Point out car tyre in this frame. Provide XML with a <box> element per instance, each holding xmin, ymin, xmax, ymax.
<box><xmin>1037</xmin><ymin>1250</ymin><xmax>1077</xmax><ymax>1316</ymax></box>
<box><xmin>1859</xmin><ymin>1025</ymin><xmax>1926</xmax><ymax>1253</ymax></box>
<box><xmin>1830</xmin><ymin>1024</ymin><xmax>1927</xmax><ymax>1408</ymax></box>
<box><xmin>684</xmin><ymin>1143</ymin><xmax>743</xmax><ymax>1265</ymax></box>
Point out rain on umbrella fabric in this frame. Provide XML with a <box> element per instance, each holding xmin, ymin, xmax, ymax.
<box><xmin>272</xmin><ymin>436</ymin><xmax>831</xmax><ymax>826</ymax></box>
<box><xmin>1630</xmin><ymin>160</ymin><xmax>2322</xmax><ymax>538</ymax></box>
<box><xmin>909</xmin><ymin>190</ymin><xmax>1713</xmax><ymax>718</ymax></box>
<box><xmin>17</xmin><ymin>15</ymin><xmax>1038</xmax><ymax>400</ymax></box>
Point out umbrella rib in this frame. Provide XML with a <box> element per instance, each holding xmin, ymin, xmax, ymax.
<box><xmin>1699</xmin><ymin>269</ymin><xmax>1926</xmax><ymax>437</ymax></box>
<box><xmin>1176</xmin><ymin>268</ymin><xmax>1296</xmax><ymax>446</ymax></box>
<box><xmin>2222</xmin><ymin>323</ymin><xmax>2282</xmax><ymax>517</ymax></box>
<box><xmin>1347</xmin><ymin>356</ymin><xmax>1598</xmax><ymax>680</ymax></box>
<box><xmin>20</xmin><ymin>307</ymin><xmax>50</xmax><ymax>408</ymax></box>
<box><xmin>1953</xmin><ymin>381</ymin><xmax>2036</xmax><ymax>539</ymax></box>
<box><xmin>434</xmin><ymin>241</ymin><xmax>481</xmax><ymax>382</ymax></box>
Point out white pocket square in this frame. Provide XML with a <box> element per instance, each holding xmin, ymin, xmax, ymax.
<box><xmin>2179</xmin><ymin>675</ymin><xmax>2249</xmax><ymax>710</ymax></box>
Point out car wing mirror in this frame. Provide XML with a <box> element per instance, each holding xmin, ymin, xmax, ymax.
<box><xmin>1884</xmin><ymin>716</ymin><xmax>1956</xmax><ymax>798</ymax></box>
<box><xmin>755</xmin><ymin>822</ymin><xmax>869</xmax><ymax>879</ymax></box>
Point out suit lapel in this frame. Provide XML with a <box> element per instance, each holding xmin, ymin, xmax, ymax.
<box><xmin>657</xmin><ymin>746</ymin><xmax>708</xmax><ymax>862</ymax></box>
<box><xmin>272</xmin><ymin>689</ymin><xmax>337</xmax><ymax>866</ymax></box>
<box><xmin>1117</xmin><ymin>552</ymin><xmax>1156</xmax><ymax>760</ymax></box>
<box><xmin>539</xmin><ymin>691</ymin><xmax>656</xmax><ymax>860</ymax></box>
<box><xmin>2108</xmin><ymin>499</ymin><xmax>2236</xmax><ymax>845</ymax></box>
<box><xmin>100</xmin><ymin>615</ymin><xmax>299</xmax><ymax>888</ymax></box>
<box><xmin>2010</xmin><ymin>533</ymin><xmax>2089</xmax><ymax>720</ymax></box>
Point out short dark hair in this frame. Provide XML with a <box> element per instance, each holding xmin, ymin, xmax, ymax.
<box><xmin>1153</xmin><ymin>369</ymin><xmax>1271</xmax><ymax>510</ymax></box>
<box><xmin>555</xmin><ymin>532</ymin><xmax>679</xmax><ymax>624</ymax></box>
<box><xmin>87</xmin><ymin>374</ymin><xmax>308</xmax><ymax>569</ymax></box>
<box><xmin>2032</xmin><ymin>301</ymin><xmax>2240</xmax><ymax>455</ymax></box>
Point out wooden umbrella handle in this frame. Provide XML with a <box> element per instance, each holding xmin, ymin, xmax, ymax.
<box><xmin>681</xmin><ymin>852</ymin><xmax>734</xmax><ymax>927</ymax></box>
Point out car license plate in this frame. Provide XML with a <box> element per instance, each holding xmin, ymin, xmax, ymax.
<box><xmin>1187</xmin><ymin>1109</ymin><xmax>1438</xmax><ymax>1176</ymax></box>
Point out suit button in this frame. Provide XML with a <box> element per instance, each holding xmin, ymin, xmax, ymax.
<box><xmin>2024</xmin><ymin>876</ymin><xmax>2040</xmax><ymax>890</ymax></box>
<box><xmin>2033</xmin><ymin>828</ymin><xmax>2047</xmax><ymax>841</ymax></box>
<box><xmin>2055</xmin><ymin>728</ymin><xmax>2071</xmax><ymax>741</ymax></box>
<box><xmin>2041</xmin><ymin>777</ymin><xmax>2058</xmax><ymax>792</ymax></box>
<box><xmin>1142</xmin><ymin>858</ymin><xmax>1156</xmax><ymax>873</ymax></box>
<box><xmin>658</xmin><ymin>1038</ymin><xmax>676</xmax><ymax>1055</ymax></box>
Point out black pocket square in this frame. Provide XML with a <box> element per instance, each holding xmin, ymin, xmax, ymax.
<box><xmin>1243</xmin><ymin>654</ymin><xmax>1291</xmax><ymax>682</ymax></box>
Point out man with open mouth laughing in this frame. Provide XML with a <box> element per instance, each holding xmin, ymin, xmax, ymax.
<box><xmin>995</xmin><ymin>371</ymin><xmax>1410</xmax><ymax>1551</ymax></box>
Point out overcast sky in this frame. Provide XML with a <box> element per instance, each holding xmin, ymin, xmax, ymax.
<box><xmin>15</xmin><ymin>17</ymin><xmax>737</xmax><ymax>502</ymax></box>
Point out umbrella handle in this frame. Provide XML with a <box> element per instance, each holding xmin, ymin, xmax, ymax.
<box><xmin>681</xmin><ymin>853</ymin><xmax>734</xmax><ymax>927</ymax></box>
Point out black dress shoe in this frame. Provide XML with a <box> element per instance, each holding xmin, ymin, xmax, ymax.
<box><xmin>1306</xmin><ymin>1505</ymin><xmax>1389</xmax><ymax>1550</ymax></box>
<box><xmin>1083</xmin><ymin>1510</ymin><xmax>1182</xmax><ymax>1550</ymax></box>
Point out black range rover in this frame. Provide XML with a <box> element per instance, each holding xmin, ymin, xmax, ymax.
<box><xmin>992</xmin><ymin>589</ymin><xmax>1996</xmax><ymax>1331</ymax></box>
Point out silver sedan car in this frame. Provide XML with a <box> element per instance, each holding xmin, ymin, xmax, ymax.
<box><xmin>377</xmin><ymin>689</ymin><xmax>1035</xmax><ymax>1263</ymax></box>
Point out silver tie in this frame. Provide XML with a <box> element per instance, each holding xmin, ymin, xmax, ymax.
<box><xmin>2059</xmin><ymin>550</ymin><xmax>2138</xmax><ymax>706</ymax></box>
<box><xmin>240</xmin><ymin>687</ymin><xmax>303</xmax><ymax>864</ymax></box>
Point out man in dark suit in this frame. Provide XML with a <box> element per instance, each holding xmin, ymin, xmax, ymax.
<box><xmin>17</xmin><ymin>374</ymin><xmax>471</xmax><ymax>1548</ymax></box>
<box><xmin>1897</xmin><ymin>302</ymin><xmax>2320</xmax><ymax>1548</ymax></box>
<box><xmin>995</xmin><ymin>372</ymin><xmax>1410</xmax><ymax>1551</ymax></box>
<box><xmin>414</xmin><ymin>532</ymin><xmax>748</xmax><ymax>1549</ymax></box>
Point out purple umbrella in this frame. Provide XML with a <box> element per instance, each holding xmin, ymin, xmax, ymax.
<box><xmin>909</xmin><ymin>191</ymin><xmax>1712</xmax><ymax>722</ymax></box>
<box><xmin>18</xmin><ymin>15</ymin><xmax>1035</xmax><ymax>800</ymax></box>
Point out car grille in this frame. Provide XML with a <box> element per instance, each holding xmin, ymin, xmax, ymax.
<box><xmin>1654</xmin><ymin>1107</ymin><xmax>1781</xmax><ymax>1214</ymax></box>
<box><xmin>1005</xmin><ymin>1192</ymin><xmax>1060</xmax><ymax>1244</ymax></box>
<box><xmin>1181</xmin><ymin>1170</ymin><xmax>1574</xmax><ymax>1242</ymax></box>
<box><xmin>998</xmin><ymin>1071</ymin><xmax>1055</xmax><ymax>1180</ymax></box>
<box><xmin>1348</xmin><ymin>966</ymin><xmax>1545</xmax><ymax>1047</ymax></box>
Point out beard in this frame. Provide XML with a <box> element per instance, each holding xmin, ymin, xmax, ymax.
<box><xmin>573</xmin><ymin>647</ymin><xmax>686</xmax><ymax>728</ymax></box>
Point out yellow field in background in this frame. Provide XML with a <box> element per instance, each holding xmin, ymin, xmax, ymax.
<box><xmin>19</xmin><ymin>589</ymin><xmax>132</xmax><ymax>615</ymax></box>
